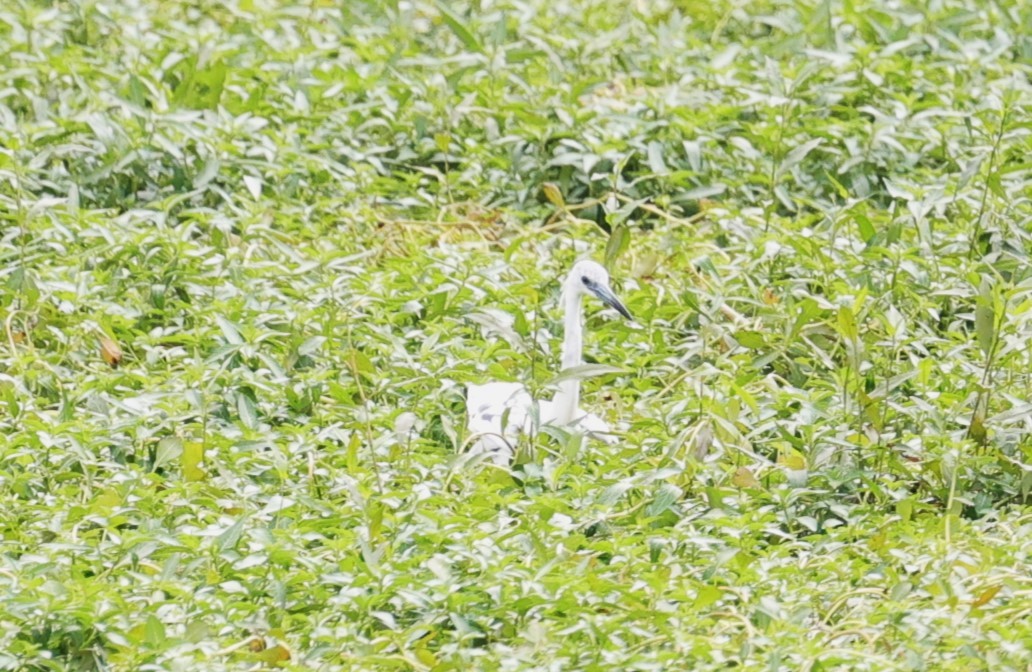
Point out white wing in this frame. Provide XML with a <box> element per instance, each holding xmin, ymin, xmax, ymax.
<box><xmin>466</xmin><ymin>382</ymin><xmax>533</xmax><ymax>464</ymax></box>
<box><xmin>466</xmin><ymin>384</ymin><xmax>620</xmax><ymax>465</ymax></box>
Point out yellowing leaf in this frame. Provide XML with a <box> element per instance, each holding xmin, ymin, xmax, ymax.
<box><xmin>971</xmin><ymin>585</ymin><xmax>1001</xmax><ymax>609</ymax></box>
<box><xmin>183</xmin><ymin>441</ymin><xmax>205</xmax><ymax>482</ymax></box>
<box><xmin>260</xmin><ymin>645</ymin><xmax>291</xmax><ymax>662</ymax></box>
<box><xmin>542</xmin><ymin>182</ymin><xmax>565</xmax><ymax>207</ymax></box>
<box><xmin>99</xmin><ymin>335</ymin><xmax>123</xmax><ymax>367</ymax></box>
<box><xmin>732</xmin><ymin>466</ymin><xmax>760</xmax><ymax>489</ymax></box>
<box><xmin>778</xmin><ymin>452</ymin><xmax>807</xmax><ymax>471</ymax></box>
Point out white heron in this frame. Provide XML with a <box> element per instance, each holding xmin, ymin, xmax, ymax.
<box><xmin>466</xmin><ymin>260</ymin><xmax>633</xmax><ymax>464</ymax></box>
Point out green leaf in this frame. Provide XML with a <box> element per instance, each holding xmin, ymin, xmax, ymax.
<box><xmin>597</xmin><ymin>480</ymin><xmax>634</xmax><ymax>506</ymax></box>
<box><xmin>789</xmin><ymin>298</ymin><xmax>823</xmax><ymax>339</ymax></box>
<box><xmin>646</xmin><ymin>483</ymin><xmax>682</xmax><ymax>517</ymax></box>
<box><xmin>779</xmin><ymin>138</ymin><xmax>823</xmax><ymax>175</ymax></box>
<box><xmin>298</xmin><ymin>335</ymin><xmax>326</xmax><ymax>357</ymax></box>
<box><xmin>735</xmin><ymin>330</ymin><xmax>767</xmax><ymax>349</ymax></box>
<box><xmin>604</xmin><ymin>223</ymin><xmax>631</xmax><ymax>269</ymax></box>
<box><xmin>0</xmin><ymin>385</ymin><xmax>18</xmax><ymax>417</ymax></box>
<box><xmin>7</xmin><ymin>267</ymin><xmax>40</xmax><ymax>305</ymax></box>
<box><xmin>547</xmin><ymin>364</ymin><xmax>628</xmax><ymax>385</ymax></box>
<box><xmin>215</xmin><ymin>315</ymin><xmax>245</xmax><ymax>345</ymax></box>
<box><xmin>348</xmin><ymin>349</ymin><xmax>377</xmax><ymax>379</ymax></box>
<box><xmin>693</xmin><ymin>585</ymin><xmax>724</xmax><ymax>609</ymax></box>
<box><xmin>975</xmin><ymin>277</ymin><xmax>996</xmax><ymax>356</ymax></box>
<box><xmin>171</xmin><ymin>56</ymin><xmax>226</xmax><ymax>109</ymax></box>
<box><xmin>836</xmin><ymin>305</ymin><xmax>858</xmax><ymax>343</ymax></box>
<box><xmin>124</xmin><ymin>73</ymin><xmax>149</xmax><ymax>106</ymax></box>
<box><xmin>435</xmin><ymin>2</ymin><xmax>483</xmax><ymax>53</ymax></box>
<box><xmin>153</xmin><ymin>437</ymin><xmax>183</xmax><ymax>471</ymax></box>
<box><xmin>144</xmin><ymin>615</ymin><xmax>166</xmax><ymax>646</ymax></box>
<box><xmin>237</xmin><ymin>393</ymin><xmax>258</xmax><ymax>429</ymax></box>
<box><xmin>647</xmin><ymin>141</ymin><xmax>668</xmax><ymax>174</ymax></box>
<box><xmin>346</xmin><ymin>432</ymin><xmax>361</xmax><ymax>473</ymax></box>
<box><xmin>217</xmin><ymin>516</ymin><xmax>248</xmax><ymax>553</ymax></box>
<box><xmin>974</xmin><ymin>303</ymin><xmax>994</xmax><ymax>355</ymax></box>
<box><xmin>855</xmin><ymin>213</ymin><xmax>875</xmax><ymax>242</ymax></box>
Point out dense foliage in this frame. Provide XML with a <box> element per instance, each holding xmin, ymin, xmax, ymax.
<box><xmin>1</xmin><ymin>0</ymin><xmax>1031</xmax><ymax>669</ymax></box>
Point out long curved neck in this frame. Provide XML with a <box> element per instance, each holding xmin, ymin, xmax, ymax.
<box><xmin>554</xmin><ymin>283</ymin><xmax>582</xmax><ymax>424</ymax></box>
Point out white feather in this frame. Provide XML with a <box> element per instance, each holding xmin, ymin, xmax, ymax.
<box><xmin>465</xmin><ymin>261</ymin><xmax>630</xmax><ymax>465</ymax></box>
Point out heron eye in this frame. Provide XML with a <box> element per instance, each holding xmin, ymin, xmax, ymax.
<box><xmin>581</xmin><ymin>276</ymin><xmax>590</xmax><ymax>285</ymax></box>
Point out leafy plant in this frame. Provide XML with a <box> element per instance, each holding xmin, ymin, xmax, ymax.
<box><xmin>0</xmin><ymin>0</ymin><xmax>1031</xmax><ymax>669</ymax></box>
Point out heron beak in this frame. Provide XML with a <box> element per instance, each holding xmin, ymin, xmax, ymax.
<box><xmin>589</xmin><ymin>283</ymin><xmax>633</xmax><ymax>320</ymax></box>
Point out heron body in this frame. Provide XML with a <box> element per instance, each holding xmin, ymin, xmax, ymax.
<box><xmin>466</xmin><ymin>260</ymin><xmax>632</xmax><ymax>464</ymax></box>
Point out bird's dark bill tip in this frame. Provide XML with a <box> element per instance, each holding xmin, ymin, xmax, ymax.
<box><xmin>591</xmin><ymin>285</ymin><xmax>632</xmax><ymax>320</ymax></box>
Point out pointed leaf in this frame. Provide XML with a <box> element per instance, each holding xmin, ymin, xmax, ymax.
<box><xmin>646</xmin><ymin>483</ymin><xmax>682</xmax><ymax>517</ymax></box>
<box><xmin>153</xmin><ymin>437</ymin><xmax>183</xmax><ymax>471</ymax></box>
<box><xmin>215</xmin><ymin>315</ymin><xmax>244</xmax><ymax>344</ymax></box>
<box><xmin>971</xmin><ymin>585</ymin><xmax>1001</xmax><ymax>609</ymax></box>
<box><xmin>217</xmin><ymin>516</ymin><xmax>248</xmax><ymax>553</ymax></box>
<box><xmin>779</xmin><ymin>138</ymin><xmax>823</xmax><ymax>174</ymax></box>
<box><xmin>237</xmin><ymin>393</ymin><xmax>258</xmax><ymax>429</ymax></box>
<box><xmin>547</xmin><ymin>364</ymin><xmax>628</xmax><ymax>385</ymax></box>
<box><xmin>604</xmin><ymin>224</ymin><xmax>631</xmax><ymax>269</ymax></box>
<box><xmin>647</xmin><ymin>141</ymin><xmax>668</xmax><ymax>174</ymax></box>
<box><xmin>974</xmin><ymin>303</ymin><xmax>995</xmax><ymax>355</ymax></box>
<box><xmin>542</xmin><ymin>182</ymin><xmax>565</xmax><ymax>207</ymax></box>
<box><xmin>435</xmin><ymin>2</ymin><xmax>483</xmax><ymax>53</ymax></box>
<box><xmin>243</xmin><ymin>174</ymin><xmax>262</xmax><ymax>199</ymax></box>
<box><xmin>597</xmin><ymin>479</ymin><xmax>634</xmax><ymax>506</ymax></box>
<box><xmin>836</xmin><ymin>305</ymin><xmax>858</xmax><ymax>343</ymax></box>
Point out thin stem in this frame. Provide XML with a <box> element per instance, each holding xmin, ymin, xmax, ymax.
<box><xmin>970</xmin><ymin>105</ymin><xmax>1009</xmax><ymax>259</ymax></box>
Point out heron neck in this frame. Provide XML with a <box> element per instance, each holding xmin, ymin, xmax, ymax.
<box><xmin>554</xmin><ymin>285</ymin><xmax>582</xmax><ymax>424</ymax></box>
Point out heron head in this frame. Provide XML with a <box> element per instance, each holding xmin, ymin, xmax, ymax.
<box><xmin>567</xmin><ymin>260</ymin><xmax>632</xmax><ymax>320</ymax></box>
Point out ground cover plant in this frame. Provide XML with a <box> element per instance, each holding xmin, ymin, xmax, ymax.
<box><xmin>2</xmin><ymin>0</ymin><xmax>1032</xmax><ymax>669</ymax></box>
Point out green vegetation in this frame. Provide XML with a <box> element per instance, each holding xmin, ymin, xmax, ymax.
<box><xmin>2</xmin><ymin>0</ymin><xmax>1032</xmax><ymax>669</ymax></box>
